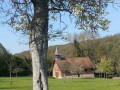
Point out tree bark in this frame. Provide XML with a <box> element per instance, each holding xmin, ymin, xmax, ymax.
<box><xmin>104</xmin><ymin>72</ymin><xmax>105</xmax><ymax>80</ymax></box>
<box><xmin>30</xmin><ymin>0</ymin><xmax>48</xmax><ymax>90</ymax></box>
<box><xmin>106</xmin><ymin>73</ymin><xmax>108</xmax><ymax>88</ymax></box>
<box><xmin>10</xmin><ymin>66</ymin><xmax>12</xmax><ymax>84</ymax></box>
<box><xmin>16</xmin><ymin>72</ymin><xmax>17</xmax><ymax>78</ymax></box>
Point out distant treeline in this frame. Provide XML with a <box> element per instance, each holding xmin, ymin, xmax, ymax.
<box><xmin>0</xmin><ymin>43</ymin><xmax>32</xmax><ymax>76</ymax></box>
<box><xmin>0</xmin><ymin>54</ymin><xmax>32</xmax><ymax>76</ymax></box>
<box><xmin>0</xmin><ymin>33</ymin><xmax>120</xmax><ymax>76</ymax></box>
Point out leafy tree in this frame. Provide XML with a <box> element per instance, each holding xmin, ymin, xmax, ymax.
<box><xmin>0</xmin><ymin>43</ymin><xmax>8</xmax><ymax>54</ymax></box>
<box><xmin>13</xmin><ymin>67</ymin><xmax>24</xmax><ymax>78</ymax></box>
<box><xmin>95</xmin><ymin>63</ymin><xmax>103</xmax><ymax>78</ymax></box>
<box><xmin>0</xmin><ymin>54</ymin><xmax>9</xmax><ymax>76</ymax></box>
<box><xmin>100</xmin><ymin>58</ymin><xmax>115</xmax><ymax>88</ymax></box>
<box><xmin>68</xmin><ymin>31</ymin><xmax>100</xmax><ymax>42</ymax></box>
<box><xmin>73</xmin><ymin>39</ymin><xmax>82</xmax><ymax>57</ymax></box>
<box><xmin>116</xmin><ymin>59</ymin><xmax>120</xmax><ymax>76</ymax></box>
<box><xmin>6</xmin><ymin>54</ymin><xmax>14</xmax><ymax>84</ymax></box>
<box><xmin>0</xmin><ymin>45</ymin><xmax>13</xmax><ymax>83</ymax></box>
<box><xmin>11</xmin><ymin>56</ymin><xmax>32</xmax><ymax>76</ymax></box>
<box><xmin>21</xmin><ymin>57</ymin><xmax>32</xmax><ymax>75</ymax></box>
<box><xmin>116</xmin><ymin>63</ymin><xmax>120</xmax><ymax>76</ymax></box>
<box><xmin>100</xmin><ymin>58</ymin><xmax>115</xmax><ymax>75</ymax></box>
<box><xmin>87</xmin><ymin>39</ymin><xmax>102</xmax><ymax>63</ymax></box>
<box><xmin>0</xmin><ymin>0</ymin><xmax>115</xmax><ymax>90</ymax></box>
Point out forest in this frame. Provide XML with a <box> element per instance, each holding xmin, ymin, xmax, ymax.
<box><xmin>0</xmin><ymin>43</ymin><xmax>32</xmax><ymax>76</ymax></box>
<box><xmin>0</xmin><ymin>33</ymin><xmax>120</xmax><ymax>76</ymax></box>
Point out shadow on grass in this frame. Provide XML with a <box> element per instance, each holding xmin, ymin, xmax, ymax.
<box><xmin>73</xmin><ymin>80</ymin><xmax>94</xmax><ymax>82</ymax></box>
<box><xmin>109</xmin><ymin>84</ymin><xmax>120</xmax><ymax>87</ymax></box>
<box><xmin>0</xmin><ymin>86</ymin><xmax>32</xmax><ymax>90</ymax></box>
<box><xmin>0</xmin><ymin>87</ymin><xmax>22</xmax><ymax>89</ymax></box>
<box><xmin>80</xmin><ymin>78</ymin><xmax>95</xmax><ymax>79</ymax></box>
<box><xmin>68</xmin><ymin>78</ymin><xmax>95</xmax><ymax>83</ymax></box>
<box><xmin>23</xmin><ymin>79</ymin><xmax>32</xmax><ymax>80</ymax></box>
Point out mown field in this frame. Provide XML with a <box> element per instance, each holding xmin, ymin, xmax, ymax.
<box><xmin>0</xmin><ymin>77</ymin><xmax>120</xmax><ymax>90</ymax></box>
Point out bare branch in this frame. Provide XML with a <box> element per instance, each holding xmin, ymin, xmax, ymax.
<box><xmin>11</xmin><ymin>1</ymin><xmax>31</xmax><ymax>5</ymax></box>
<box><xmin>49</xmin><ymin>7</ymin><xmax>72</xmax><ymax>14</ymax></box>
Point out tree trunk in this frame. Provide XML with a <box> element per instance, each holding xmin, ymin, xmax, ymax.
<box><xmin>99</xmin><ymin>73</ymin><xmax>100</xmax><ymax>78</ymax></box>
<box><xmin>30</xmin><ymin>0</ymin><xmax>48</xmax><ymax>90</ymax></box>
<box><xmin>10</xmin><ymin>67</ymin><xmax>12</xmax><ymax>84</ymax></box>
<box><xmin>104</xmin><ymin>72</ymin><xmax>105</xmax><ymax>80</ymax></box>
<box><xmin>106</xmin><ymin>73</ymin><xmax>108</xmax><ymax>88</ymax></box>
<box><xmin>15</xmin><ymin>72</ymin><xmax>17</xmax><ymax>81</ymax></box>
<box><xmin>100</xmin><ymin>72</ymin><xmax>102</xmax><ymax>78</ymax></box>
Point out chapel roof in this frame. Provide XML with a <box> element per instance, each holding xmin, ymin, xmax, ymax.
<box><xmin>54</xmin><ymin>57</ymin><xmax>95</xmax><ymax>70</ymax></box>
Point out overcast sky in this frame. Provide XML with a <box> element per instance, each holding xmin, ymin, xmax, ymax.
<box><xmin>0</xmin><ymin>5</ymin><xmax>120</xmax><ymax>54</ymax></box>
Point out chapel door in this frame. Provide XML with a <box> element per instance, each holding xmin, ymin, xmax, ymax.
<box><xmin>55</xmin><ymin>72</ymin><xmax>59</xmax><ymax>78</ymax></box>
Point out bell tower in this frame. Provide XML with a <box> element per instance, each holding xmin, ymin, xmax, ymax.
<box><xmin>54</xmin><ymin>46</ymin><xmax>61</xmax><ymax>60</ymax></box>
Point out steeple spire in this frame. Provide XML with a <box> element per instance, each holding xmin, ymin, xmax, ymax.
<box><xmin>54</xmin><ymin>46</ymin><xmax>61</xmax><ymax>60</ymax></box>
<box><xmin>55</xmin><ymin>46</ymin><xmax>59</xmax><ymax>55</ymax></box>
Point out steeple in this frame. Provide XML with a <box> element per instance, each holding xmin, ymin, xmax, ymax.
<box><xmin>55</xmin><ymin>46</ymin><xmax>59</xmax><ymax>55</ymax></box>
<box><xmin>54</xmin><ymin>46</ymin><xmax>61</xmax><ymax>60</ymax></box>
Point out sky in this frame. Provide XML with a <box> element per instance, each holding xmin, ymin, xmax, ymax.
<box><xmin>0</xmin><ymin>5</ymin><xmax>120</xmax><ymax>54</ymax></box>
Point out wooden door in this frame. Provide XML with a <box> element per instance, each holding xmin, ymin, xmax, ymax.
<box><xmin>55</xmin><ymin>72</ymin><xmax>59</xmax><ymax>78</ymax></box>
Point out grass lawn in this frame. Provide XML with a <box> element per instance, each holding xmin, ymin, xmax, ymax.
<box><xmin>0</xmin><ymin>77</ymin><xmax>120</xmax><ymax>90</ymax></box>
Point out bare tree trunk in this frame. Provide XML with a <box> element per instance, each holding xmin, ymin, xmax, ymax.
<box><xmin>64</xmin><ymin>71</ymin><xmax>66</xmax><ymax>83</ymax></box>
<box><xmin>15</xmin><ymin>72</ymin><xmax>17</xmax><ymax>81</ymax></box>
<box><xmin>10</xmin><ymin>67</ymin><xmax>12</xmax><ymax>84</ymax></box>
<box><xmin>30</xmin><ymin>0</ymin><xmax>48</xmax><ymax>90</ymax></box>
<box><xmin>104</xmin><ymin>72</ymin><xmax>105</xmax><ymax>80</ymax></box>
<box><xmin>106</xmin><ymin>73</ymin><xmax>108</xmax><ymax>88</ymax></box>
<box><xmin>99</xmin><ymin>73</ymin><xmax>101</xmax><ymax>78</ymax></box>
<box><xmin>101</xmin><ymin>72</ymin><xmax>103</xmax><ymax>78</ymax></box>
<box><xmin>16</xmin><ymin>72</ymin><xmax>17</xmax><ymax>78</ymax></box>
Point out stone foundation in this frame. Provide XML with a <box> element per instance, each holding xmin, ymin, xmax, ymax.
<box><xmin>80</xmin><ymin>74</ymin><xmax>95</xmax><ymax>78</ymax></box>
<box><xmin>113</xmin><ymin>77</ymin><xmax>120</xmax><ymax>79</ymax></box>
<box><xmin>63</xmin><ymin>75</ymin><xmax>78</xmax><ymax>79</ymax></box>
<box><xmin>57</xmin><ymin>74</ymin><xmax>95</xmax><ymax>79</ymax></box>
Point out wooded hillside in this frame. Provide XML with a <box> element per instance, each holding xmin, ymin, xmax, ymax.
<box><xmin>0</xmin><ymin>43</ymin><xmax>8</xmax><ymax>55</ymax></box>
<box><xmin>15</xmin><ymin>33</ymin><xmax>120</xmax><ymax>64</ymax></box>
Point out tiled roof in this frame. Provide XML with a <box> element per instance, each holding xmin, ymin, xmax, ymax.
<box><xmin>55</xmin><ymin>57</ymin><xmax>95</xmax><ymax>70</ymax></box>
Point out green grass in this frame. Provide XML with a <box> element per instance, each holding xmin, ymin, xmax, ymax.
<box><xmin>0</xmin><ymin>77</ymin><xmax>120</xmax><ymax>90</ymax></box>
<box><xmin>0</xmin><ymin>77</ymin><xmax>32</xmax><ymax>90</ymax></box>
